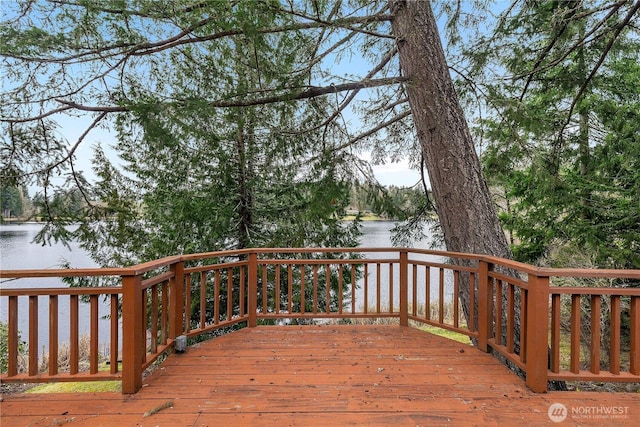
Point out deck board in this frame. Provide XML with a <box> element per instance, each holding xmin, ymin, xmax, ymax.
<box><xmin>2</xmin><ymin>325</ymin><xmax>639</xmax><ymax>426</ymax></box>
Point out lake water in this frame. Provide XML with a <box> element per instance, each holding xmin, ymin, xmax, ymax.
<box><xmin>0</xmin><ymin>223</ymin><xmax>112</xmax><ymax>352</ymax></box>
<box><xmin>0</xmin><ymin>221</ymin><xmax>446</xmax><ymax>350</ymax></box>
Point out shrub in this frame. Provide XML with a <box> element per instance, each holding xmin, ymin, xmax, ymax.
<box><xmin>0</xmin><ymin>321</ymin><xmax>25</xmax><ymax>373</ymax></box>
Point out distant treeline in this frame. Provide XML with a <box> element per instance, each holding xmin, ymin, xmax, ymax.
<box><xmin>348</xmin><ymin>183</ymin><xmax>432</xmax><ymax>220</ymax></box>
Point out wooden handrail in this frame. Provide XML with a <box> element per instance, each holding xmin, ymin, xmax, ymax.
<box><xmin>1</xmin><ymin>248</ymin><xmax>639</xmax><ymax>394</ymax></box>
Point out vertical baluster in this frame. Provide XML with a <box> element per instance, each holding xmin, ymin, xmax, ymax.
<box><xmin>29</xmin><ymin>295</ymin><xmax>39</xmax><ymax>376</ymax></box>
<box><xmin>214</xmin><ymin>270</ymin><xmax>220</xmax><ymax>324</ymax></box>
<box><xmin>453</xmin><ymin>271</ymin><xmax>459</xmax><ymax>328</ymax></box>
<box><xmin>300</xmin><ymin>265</ymin><xmax>306</xmax><ymax>314</ymax></box>
<box><xmin>161</xmin><ymin>281</ymin><xmax>168</xmax><ymax>344</ymax></box>
<box><xmin>520</xmin><ymin>289</ymin><xmax>527</xmax><ymax>364</ymax></box>
<box><xmin>630</xmin><ymin>295</ymin><xmax>639</xmax><ymax>375</ymax></box>
<box><xmin>240</xmin><ymin>266</ymin><xmax>245</xmax><ymax>317</ymax></box>
<box><xmin>248</xmin><ymin>253</ymin><xmax>257</xmax><ymax>327</ymax></box>
<box><xmin>313</xmin><ymin>265</ymin><xmax>319</xmax><ymax>314</ymax></box>
<box><xmin>376</xmin><ymin>263</ymin><xmax>381</xmax><ymax>314</ymax></box>
<box><xmin>274</xmin><ymin>265</ymin><xmax>280</xmax><ymax>315</ymax></box>
<box><xmin>49</xmin><ymin>295</ymin><xmax>59</xmax><ymax>376</ymax></box>
<box><xmin>288</xmin><ymin>264</ymin><xmax>293</xmax><ymax>314</ymax></box>
<box><xmin>149</xmin><ymin>285</ymin><xmax>159</xmax><ymax>354</ymax></box>
<box><xmin>469</xmin><ymin>272</ymin><xmax>475</xmax><ymax>333</ymax></box>
<box><xmin>389</xmin><ymin>263</ymin><xmax>394</xmax><ymax>313</ymax></box>
<box><xmin>506</xmin><ymin>284</ymin><xmax>515</xmax><ymax>354</ymax></box>
<box><xmin>570</xmin><ymin>294</ymin><xmax>581</xmax><ymax>374</ymax></box>
<box><xmin>141</xmin><ymin>288</ymin><xmax>147</xmax><ymax>363</ymax></box>
<box><xmin>90</xmin><ymin>294</ymin><xmax>99</xmax><ymax>374</ymax></box>
<box><xmin>363</xmin><ymin>263</ymin><xmax>369</xmax><ymax>314</ymax></box>
<box><xmin>7</xmin><ymin>296</ymin><xmax>18</xmax><ymax>376</ymax></box>
<box><xmin>412</xmin><ymin>264</ymin><xmax>418</xmax><ymax>317</ymax></box>
<box><xmin>590</xmin><ymin>295</ymin><xmax>601</xmax><ymax>374</ymax></box>
<box><xmin>551</xmin><ymin>293</ymin><xmax>561</xmax><ymax>373</ymax></box>
<box><xmin>185</xmin><ymin>274</ymin><xmax>192</xmax><ymax>334</ymax></box>
<box><xmin>425</xmin><ymin>266</ymin><xmax>431</xmax><ymax>321</ymax></box>
<box><xmin>227</xmin><ymin>269</ymin><xmax>233</xmax><ymax>321</ymax></box>
<box><xmin>609</xmin><ymin>295</ymin><xmax>620</xmax><ymax>375</ymax></box>
<box><xmin>199</xmin><ymin>272</ymin><xmax>206</xmax><ymax>329</ymax></box>
<box><xmin>110</xmin><ymin>294</ymin><xmax>119</xmax><ymax>374</ymax></box>
<box><xmin>399</xmin><ymin>251</ymin><xmax>408</xmax><ymax>326</ymax></box>
<box><xmin>338</xmin><ymin>264</ymin><xmax>343</xmax><ymax>314</ymax></box>
<box><xmin>325</xmin><ymin>264</ymin><xmax>331</xmax><ymax>313</ymax></box>
<box><xmin>69</xmin><ymin>294</ymin><xmax>81</xmax><ymax>374</ymax></box>
<box><xmin>150</xmin><ymin>286</ymin><xmax>158</xmax><ymax>354</ymax></box>
<box><xmin>262</xmin><ymin>265</ymin><xmax>268</xmax><ymax>314</ymax></box>
<box><xmin>438</xmin><ymin>268</ymin><xmax>444</xmax><ymax>324</ymax></box>
<box><xmin>495</xmin><ymin>280</ymin><xmax>503</xmax><ymax>346</ymax></box>
<box><xmin>351</xmin><ymin>264</ymin><xmax>356</xmax><ymax>315</ymax></box>
<box><xmin>477</xmin><ymin>260</ymin><xmax>493</xmax><ymax>353</ymax></box>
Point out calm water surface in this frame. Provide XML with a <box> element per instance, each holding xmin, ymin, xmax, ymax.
<box><xmin>1</xmin><ymin>223</ymin><xmax>107</xmax><ymax>350</ymax></box>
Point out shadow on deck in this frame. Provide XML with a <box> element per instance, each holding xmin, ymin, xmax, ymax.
<box><xmin>2</xmin><ymin>326</ymin><xmax>638</xmax><ymax>426</ymax></box>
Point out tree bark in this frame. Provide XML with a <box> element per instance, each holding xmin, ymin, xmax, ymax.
<box><xmin>391</xmin><ymin>0</ymin><xmax>536</xmax><ymax>383</ymax></box>
<box><xmin>390</xmin><ymin>1</ymin><xmax>511</xmax><ymax>259</ymax></box>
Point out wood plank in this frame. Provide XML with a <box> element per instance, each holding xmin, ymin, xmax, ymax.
<box><xmin>2</xmin><ymin>326</ymin><xmax>639</xmax><ymax>426</ymax></box>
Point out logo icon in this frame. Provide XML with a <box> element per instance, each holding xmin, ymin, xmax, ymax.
<box><xmin>548</xmin><ymin>403</ymin><xmax>568</xmax><ymax>423</ymax></box>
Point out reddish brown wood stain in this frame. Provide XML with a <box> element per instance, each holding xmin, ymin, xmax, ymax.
<box><xmin>2</xmin><ymin>326</ymin><xmax>638</xmax><ymax>426</ymax></box>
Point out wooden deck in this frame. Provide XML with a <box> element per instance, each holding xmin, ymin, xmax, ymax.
<box><xmin>2</xmin><ymin>325</ymin><xmax>638</xmax><ymax>426</ymax></box>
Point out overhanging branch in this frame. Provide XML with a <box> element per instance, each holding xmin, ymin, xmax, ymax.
<box><xmin>1</xmin><ymin>77</ymin><xmax>408</xmax><ymax>120</ymax></box>
<box><xmin>330</xmin><ymin>109</ymin><xmax>412</xmax><ymax>154</ymax></box>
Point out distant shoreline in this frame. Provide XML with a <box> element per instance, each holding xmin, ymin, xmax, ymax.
<box><xmin>343</xmin><ymin>214</ymin><xmax>385</xmax><ymax>221</ymax></box>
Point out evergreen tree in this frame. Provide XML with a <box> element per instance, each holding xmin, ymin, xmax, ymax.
<box><xmin>0</xmin><ymin>185</ymin><xmax>23</xmax><ymax>218</ymax></box>
<box><xmin>458</xmin><ymin>0</ymin><xmax>640</xmax><ymax>269</ymax></box>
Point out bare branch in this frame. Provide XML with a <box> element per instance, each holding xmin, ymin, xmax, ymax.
<box><xmin>1</xmin><ymin>105</ymin><xmax>74</xmax><ymax>123</ymax></box>
<box><xmin>272</xmin><ymin>3</ymin><xmax>393</xmax><ymax>39</ymax></box>
<box><xmin>330</xmin><ymin>109</ymin><xmax>412</xmax><ymax>154</ymax></box>
<box><xmin>285</xmin><ymin>47</ymin><xmax>400</xmax><ymax>135</ymax></box>
<box><xmin>53</xmin><ymin>100</ymin><xmax>127</xmax><ymax>113</ymax></box>
<box><xmin>51</xmin><ymin>111</ymin><xmax>108</xmax><ymax>173</ymax></box>
<box><xmin>44</xmin><ymin>77</ymin><xmax>408</xmax><ymax>114</ymax></box>
<box><xmin>9</xmin><ymin>111</ymin><xmax>108</xmax><ymax>182</ymax></box>
<box><xmin>130</xmin><ymin>14</ymin><xmax>393</xmax><ymax>57</ymax></box>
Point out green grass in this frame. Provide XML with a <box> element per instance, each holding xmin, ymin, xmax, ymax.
<box><xmin>26</xmin><ymin>380</ymin><xmax>121</xmax><ymax>394</ymax></box>
<box><xmin>420</xmin><ymin>324</ymin><xmax>472</xmax><ymax>345</ymax></box>
<box><xmin>26</xmin><ymin>361</ymin><xmax>122</xmax><ymax>394</ymax></box>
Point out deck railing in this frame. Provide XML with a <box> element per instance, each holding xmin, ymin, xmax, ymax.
<box><xmin>1</xmin><ymin>248</ymin><xmax>638</xmax><ymax>393</ymax></box>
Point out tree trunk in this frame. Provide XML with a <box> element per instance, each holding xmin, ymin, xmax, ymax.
<box><xmin>390</xmin><ymin>0</ymin><xmax>564</xmax><ymax>387</ymax></box>
<box><xmin>236</xmin><ymin>124</ymin><xmax>253</xmax><ymax>250</ymax></box>
<box><xmin>390</xmin><ymin>0</ymin><xmax>511</xmax><ymax>280</ymax></box>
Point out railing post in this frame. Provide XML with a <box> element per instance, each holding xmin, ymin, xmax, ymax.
<box><xmin>526</xmin><ymin>273</ymin><xmax>550</xmax><ymax>393</ymax></box>
<box><xmin>122</xmin><ymin>273</ymin><xmax>144</xmax><ymax>394</ymax></box>
<box><xmin>477</xmin><ymin>260</ymin><xmax>493</xmax><ymax>353</ymax></box>
<box><xmin>169</xmin><ymin>260</ymin><xmax>184</xmax><ymax>340</ymax></box>
<box><xmin>248</xmin><ymin>252</ymin><xmax>258</xmax><ymax>327</ymax></box>
<box><xmin>7</xmin><ymin>296</ymin><xmax>18</xmax><ymax>376</ymax></box>
<box><xmin>399</xmin><ymin>250</ymin><xmax>408</xmax><ymax>326</ymax></box>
